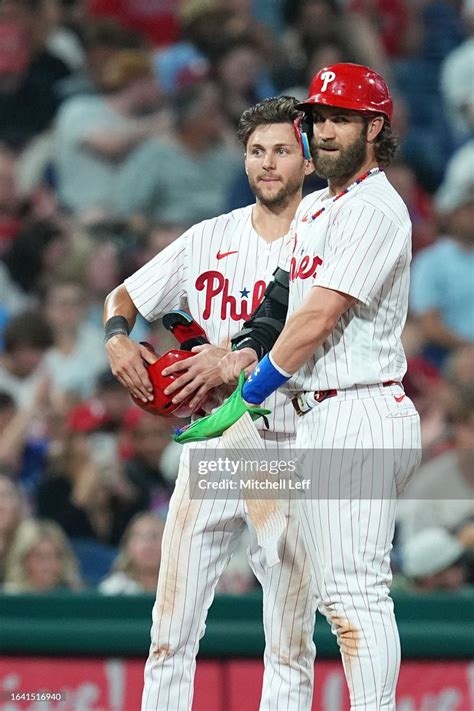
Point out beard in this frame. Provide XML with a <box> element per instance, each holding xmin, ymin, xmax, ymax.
<box><xmin>311</xmin><ymin>128</ymin><xmax>368</xmax><ymax>181</ymax></box>
<box><xmin>250</xmin><ymin>172</ymin><xmax>303</xmax><ymax>207</ymax></box>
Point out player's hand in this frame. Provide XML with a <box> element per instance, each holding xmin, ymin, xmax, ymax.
<box><xmin>106</xmin><ymin>335</ymin><xmax>156</xmax><ymax>402</ymax></box>
<box><xmin>219</xmin><ymin>348</ymin><xmax>259</xmax><ymax>384</ymax></box>
<box><xmin>174</xmin><ymin>372</ymin><xmax>271</xmax><ymax>444</ymax></box>
<box><xmin>162</xmin><ymin>344</ymin><xmax>228</xmax><ymax>409</ymax></box>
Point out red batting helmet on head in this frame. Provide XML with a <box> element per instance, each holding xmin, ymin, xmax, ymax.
<box><xmin>297</xmin><ymin>63</ymin><xmax>393</xmax><ymax>123</ymax></box>
<box><xmin>131</xmin><ymin>349</ymin><xmax>197</xmax><ymax>418</ymax></box>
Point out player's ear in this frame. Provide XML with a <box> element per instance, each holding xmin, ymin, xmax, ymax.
<box><xmin>367</xmin><ymin>116</ymin><xmax>384</xmax><ymax>143</ymax></box>
<box><xmin>304</xmin><ymin>158</ymin><xmax>314</xmax><ymax>176</ymax></box>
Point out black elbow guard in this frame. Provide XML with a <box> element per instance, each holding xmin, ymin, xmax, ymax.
<box><xmin>231</xmin><ymin>268</ymin><xmax>289</xmax><ymax>357</ymax></box>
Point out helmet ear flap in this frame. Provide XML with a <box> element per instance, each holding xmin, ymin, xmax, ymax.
<box><xmin>293</xmin><ymin>114</ymin><xmax>313</xmax><ymax>160</ymax></box>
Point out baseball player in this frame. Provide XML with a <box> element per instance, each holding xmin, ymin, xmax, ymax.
<box><xmin>104</xmin><ymin>97</ymin><xmax>318</xmax><ymax>710</ymax></box>
<box><xmin>179</xmin><ymin>64</ymin><xmax>423</xmax><ymax>710</ymax></box>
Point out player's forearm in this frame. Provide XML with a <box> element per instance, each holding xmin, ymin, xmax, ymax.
<box><xmin>103</xmin><ymin>284</ymin><xmax>138</xmax><ymax>331</ymax></box>
<box><xmin>270</xmin><ymin>307</ymin><xmax>334</xmax><ymax>374</ymax></box>
<box><xmin>83</xmin><ymin>123</ymin><xmax>152</xmax><ymax>161</ymax></box>
<box><xmin>241</xmin><ymin>287</ymin><xmax>354</xmax><ymax>405</ymax></box>
<box><xmin>271</xmin><ymin>286</ymin><xmax>354</xmax><ymax>374</ymax></box>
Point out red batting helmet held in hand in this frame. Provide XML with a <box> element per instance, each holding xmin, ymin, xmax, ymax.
<box><xmin>131</xmin><ymin>349</ymin><xmax>197</xmax><ymax>418</ymax></box>
<box><xmin>297</xmin><ymin>63</ymin><xmax>393</xmax><ymax>123</ymax></box>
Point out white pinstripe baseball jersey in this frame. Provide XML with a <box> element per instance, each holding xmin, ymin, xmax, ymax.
<box><xmin>280</xmin><ymin>171</ymin><xmax>411</xmax><ymax>393</ymax></box>
<box><xmin>125</xmin><ymin>205</ymin><xmax>297</xmax><ymax>434</ymax></box>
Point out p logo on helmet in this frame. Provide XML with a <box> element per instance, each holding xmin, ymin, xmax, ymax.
<box><xmin>320</xmin><ymin>70</ymin><xmax>336</xmax><ymax>93</ymax></box>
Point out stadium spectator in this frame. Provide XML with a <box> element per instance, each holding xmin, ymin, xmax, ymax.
<box><xmin>214</xmin><ymin>36</ymin><xmax>277</xmax><ymax>127</ymax></box>
<box><xmin>348</xmin><ymin>0</ymin><xmax>413</xmax><ymax>58</ymax></box>
<box><xmin>178</xmin><ymin>0</ymin><xmax>233</xmax><ymax>60</ymax></box>
<box><xmin>67</xmin><ymin>369</ymin><xmax>132</xmax><ymax>435</ymax></box>
<box><xmin>1</xmin><ymin>217</ymin><xmax>71</xmax><ymax>304</ymax></box>
<box><xmin>0</xmin><ymin>0</ymin><xmax>72</xmax><ymax>148</ymax></box>
<box><xmin>0</xmin><ymin>474</ymin><xmax>27</xmax><ymax>583</ymax></box>
<box><xmin>0</xmin><ymin>264</ymin><xmax>32</xmax><ymax>342</ymax></box>
<box><xmin>416</xmin><ymin>0</ymin><xmax>466</xmax><ymax>63</ymax></box>
<box><xmin>410</xmin><ymin>141</ymin><xmax>474</xmax><ymax>366</ymax></box>
<box><xmin>154</xmin><ymin>0</ymin><xmax>279</xmax><ymax>99</ymax></box>
<box><xmin>0</xmin><ymin>311</ymin><xmax>53</xmax><ymax>408</ymax></box>
<box><xmin>40</xmin><ymin>0</ymin><xmax>85</xmax><ymax>72</ymax></box>
<box><xmin>36</xmin><ymin>430</ymin><xmax>141</xmax><ymax>546</ymax></box>
<box><xmin>42</xmin><ymin>279</ymin><xmax>109</xmax><ymax>401</ymax></box>
<box><xmin>0</xmin><ymin>144</ymin><xmax>24</xmax><ymax>256</ymax></box>
<box><xmin>87</xmin><ymin>0</ymin><xmax>180</xmax><ymax>47</ymax></box>
<box><xmin>114</xmin><ymin>81</ymin><xmax>241</xmax><ymax>226</ymax></box>
<box><xmin>279</xmin><ymin>0</ymin><xmax>390</xmax><ymax>89</ymax></box>
<box><xmin>133</xmin><ymin>223</ymin><xmax>185</xmax><ymax>268</ymax></box>
<box><xmin>0</xmin><ymin>0</ymin><xmax>471</xmax><ymax>609</ymax></box>
<box><xmin>0</xmin><ymin>394</ymin><xmax>16</xmax><ymax>446</ymax></box>
<box><xmin>223</xmin><ymin>0</ymin><xmax>278</xmax><ymax>63</ymax></box>
<box><xmin>401</xmin><ymin>333</ymin><xmax>452</xmax><ymax>460</ymax></box>
<box><xmin>0</xmin><ymin>379</ymin><xmax>51</xmax><ymax>486</ymax></box>
<box><xmin>99</xmin><ymin>512</ymin><xmax>165</xmax><ymax>594</ymax></box>
<box><xmin>54</xmin><ymin>48</ymin><xmax>167</xmax><ymax>217</ymax></box>
<box><xmin>440</xmin><ymin>0</ymin><xmax>474</xmax><ymax>140</ymax></box>
<box><xmin>397</xmin><ymin>398</ymin><xmax>474</xmax><ymax>544</ymax></box>
<box><xmin>80</xmin><ymin>239</ymin><xmax>124</xmax><ymax>328</ymax></box>
<box><xmin>385</xmin><ymin>158</ymin><xmax>437</xmax><ymax>255</ymax></box>
<box><xmin>58</xmin><ymin>18</ymin><xmax>146</xmax><ymax>100</ymax></box>
<box><xmin>444</xmin><ymin>344</ymin><xmax>474</xmax><ymax>400</ymax></box>
<box><xmin>3</xmin><ymin>518</ymin><xmax>82</xmax><ymax>592</ymax></box>
<box><xmin>399</xmin><ymin>527</ymin><xmax>469</xmax><ymax>592</ymax></box>
<box><xmin>120</xmin><ymin>409</ymin><xmax>174</xmax><ymax>520</ymax></box>
<box><xmin>1</xmin><ymin>0</ymin><xmax>78</xmax><ymax>76</ymax></box>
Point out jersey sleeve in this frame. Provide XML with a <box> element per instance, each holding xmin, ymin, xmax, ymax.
<box><xmin>124</xmin><ymin>230</ymin><xmax>189</xmax><ymax>321</ymax></box>
<box><xmin>313</xmin><ymin>202</ymin><xmax>409</xmax><ymax>305</ymax></box>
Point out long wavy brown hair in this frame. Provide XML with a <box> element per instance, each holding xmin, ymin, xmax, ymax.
<box><xmin>372</xmin><ymin>119</ymin><xmax>399</xmax><ymax>167</ymax></box>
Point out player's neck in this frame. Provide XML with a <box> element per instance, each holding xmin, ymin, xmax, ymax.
<box><xmin>327</xmin><ymin>158</ymin><xmax>379</xmax><ymax>196</ymax></box>
<box><xmin>252</xmin><ymin>192</ymin><xmax>302</xmax><ymax>243</ymax></box>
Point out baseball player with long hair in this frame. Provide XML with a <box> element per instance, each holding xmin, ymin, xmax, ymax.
<box><xmin>177</xmin><ymin>64</ymin><xmax>422</xmax><ymax>710</ymax></box>
<box><xmin>104</xmin><ymin>97</ymin><xmax>318</xmax><ymax>710</ymax></box>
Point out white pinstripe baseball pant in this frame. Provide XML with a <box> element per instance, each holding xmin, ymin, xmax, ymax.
<box><xmin>294</xmin><ymin>383</ymin><xmax>421</xmax><ymax>711</ymax></box>
<box><xmin>142</xmin><ymin>432</ymin><xmax>318</xmax><ymax>711</ymax></box>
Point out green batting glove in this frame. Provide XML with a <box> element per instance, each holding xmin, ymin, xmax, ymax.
<box><xmin>173</xmin><ymin>371</ymin><xmax>271</xmax><ymax>444</ymax></box>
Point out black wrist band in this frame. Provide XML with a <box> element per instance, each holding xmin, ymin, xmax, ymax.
<box><xmin>231</xmin><ymin>337</ymin><xmax>264</xmax><ymax>359</ymax></box>
<box><xmin>104</xmin><ymin>315</ymin><xmax>130</xmax><ymax>343</ymax></box>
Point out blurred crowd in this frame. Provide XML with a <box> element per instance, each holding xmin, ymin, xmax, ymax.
<box><xmin>0</xmin><ymin>0</ymin><xmax>473</xmax><ymax>597</ymax></box>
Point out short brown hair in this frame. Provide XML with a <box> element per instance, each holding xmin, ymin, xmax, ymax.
<box><xmin>3</xmin><ymin>311</ymin><xmax>53</xmax><ymax>354</ymax></box>
<box><xmin>100</xmin><ymin>50</ymin><xmax>152</xmax><ymax>93</ymax></box>
<box><xmin>237</xmin><ymin>96</ymin><xmax>301</xmax><ymax>147</ymax></box>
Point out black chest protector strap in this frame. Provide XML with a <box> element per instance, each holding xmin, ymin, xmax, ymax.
<box><xmin>231</xmin><ymin>268</ymin><xmax>289</xmax><ymax>359</ymax></box>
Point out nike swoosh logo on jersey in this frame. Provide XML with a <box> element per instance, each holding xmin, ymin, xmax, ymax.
<box><xmin>216</xmin><ymin>250</ymin><xmax>238</xmax><ymax>260</ymax></box>
<box><xmin>394</xmin><ymin>394</ymin><xmax>406</xmax><ymax>403</ymax></box>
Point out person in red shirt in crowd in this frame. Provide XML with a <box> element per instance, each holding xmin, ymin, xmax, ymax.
<box><xmin>87</xmin><ymin>0</ymin><xmax>179</xmax><ymax>47</ymax></box>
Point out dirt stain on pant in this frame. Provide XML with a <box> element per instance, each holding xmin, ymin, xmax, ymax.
<box><xmin>330</xmin><ymin>613</ymin><xmax>360</xmax><ymax>660</ymax></box>
<box><xmin>153</xmin><ymin>644</ymin><xmax>174</xmax><ymax>661</ymax></box>
<box><xmin>152</xmin><ymin>483</ymin><xmax>198</xmax><ymax>642</ymax></box>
